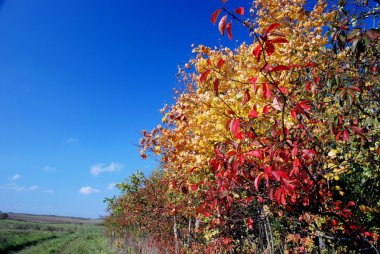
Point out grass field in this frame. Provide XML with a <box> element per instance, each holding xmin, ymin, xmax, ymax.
<box><xmin>0</xmin><ymin>216</ymin><xmax>114</xmax><ymax>254</ymax></box>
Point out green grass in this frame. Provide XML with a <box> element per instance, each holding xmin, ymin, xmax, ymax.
<box><xmin>0</xmin><ymin>219</ymin><xmax>114</xmax><ymax>254</ymax></box>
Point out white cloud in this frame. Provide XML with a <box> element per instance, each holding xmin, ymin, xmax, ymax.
<box><xmin>28</xmin><ymin>185</ymin><xmax>39</xmax><ymax>191</ymax></box>
<box><xmin>106</xmin><ymin>183</ymin><xmax>116</xmax><ymax>190</ymax></box>
<box><xmin>79</xmin><ymin>186</ymin><xmax>100</xmax><ymax>195</ymax></box>
<box><xmin>90</xmin><ymin>162</ymin><xmax>123</xmax><ymax>176</ymax></box>
<box><xmin>0</xmin><ymin>183</ymin><xmax>25</xmax><ymax>192</ymax></box>
<box><xmin>43</xmin><ymin>166</ymin><xmax>56</xmax><ymax>173</ymax></box>
<box><xmin>9</xmin><ymin>174</ymin><xmax>21</xmax><ymax>181</ymax></box>
<box><xmin>66</xmin><ymin>137</ymin><xmax>79</xmax><ymax>144</ymax></box>
<box><xmin>9</xmin><ymin>183</ymin><xmax>24</xmax><ymax>192</ymax></box>
<box><xmin>0</xmin><ymin>183</ymin><xmax>40</xmax><ymax>192</ymax></box>
<box><xmin>44</xmin><ymin>189</ymin><xmax>54</xmax><ymax>194</ymax></box>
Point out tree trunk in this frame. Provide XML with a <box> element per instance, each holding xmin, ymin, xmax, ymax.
<box><xmin>173</xmin><ymin>216</ymin><xmax>179</xmax><ymax>254</ymax></box>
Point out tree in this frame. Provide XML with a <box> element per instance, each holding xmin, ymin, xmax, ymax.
<box><xmin>107</xmin><ymin>0</ymin><xmax>379</xmax><ymax>253</ymax></box>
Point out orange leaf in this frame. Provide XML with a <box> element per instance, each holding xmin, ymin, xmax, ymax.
<box><xmin>265</xmin><ymin>23</ymin><xmax>280</xmax><ymax>35</ymax></box>
<box><xmin>226</xmin><ymin>21</ymin><xmax>232</xmax><ymax>40</ymax></box>
<box><xmin>200</xmin><ymin>70</ymin><xmax>211</xmax><ymax>83</ymax></box>
<box><xmin>252</xmin><ymin>44</ymin><xmax>262</xmax><ymax>61</ymax></box>
<box><xmin>211</xmin><ymin>9</ymin><xmax>221</xmax><ymax>25</ymax></box>
<box><xmin>217</xmin><ymin>58</ymin><xmax>225</xmax><ymax>69</ymax></box>
<box><xmin>234</xmin><ymin>7</ymin><xmax>244</xmax><ymax>15</ymax></box>
<box><xmin>218</xmin><ymin>15</ymin><xmax>227</xmax><ymax>36</ymax></box>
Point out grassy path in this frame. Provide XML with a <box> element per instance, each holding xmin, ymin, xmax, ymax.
<box><xmin>0</xmin><ymin>219</ymin><xmax>113</xmax><ymax>254</ymax></box>
<box><xmin>16</xmin><ymin>234</ymin><xmax>79</xmax><ymax>254</ymax></box>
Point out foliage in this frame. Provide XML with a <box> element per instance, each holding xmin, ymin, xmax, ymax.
<box><xmin>106</xmin><ymin>0</ymin><xmax>379</xmax><ymax>253</ymax></box>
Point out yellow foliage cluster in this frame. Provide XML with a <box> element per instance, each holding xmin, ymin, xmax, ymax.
<box><xmin>140</xmin><ymin>0</ymin><xmax>334</xmax><ymax>189</ymax></box>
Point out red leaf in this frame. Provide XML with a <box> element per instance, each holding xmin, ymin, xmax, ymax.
<box><xmin>293</xmin><ymin>158</ymin><xmax>300</xmax><ymax>167</ymax></box>
<box><xmin>274</xmin><ymin>188</ymin><xmax>282</xmax><ymax>203</ymax></box>
<box><xmin>262</xmin><ymin>83</ymin><xmax>272</xmax><ymax>99</ymax></box>
<box><xmin>248</xmin><ymin>106</ymin><xmax>258</xmax><ymax>118</ymax></box>
<box><xmin>217</xmin><ymin>58</ymin><xmax>225</xmax><ymax>69</ymax></box>
<box><xmin>191</xmin><ymin>183</ymin><xmax>198</xmax><ymax>191</ymax></box>
<box><xmin>291</xmin><ymin>109</ymin><xmax>297</xmax><ymax>120</ymax></box>
<box><xmin>200</xmin><ymin>70</ymin><xmax>211</xmax><ymax>83</ymax></box>
<box><xmin>306</xmin><ymin>81</ymin><xmax>312</xmax><ymax>91</ymax></box>
<box><xmin>281</xmin><ymin>193</ymin><xmax>287</xmax><ymax>205</ymax></box>
<box><xmin>214</xmin><ymin>79</ymin><xmax>220</xmax><ymax>94</ymax></box>
<box><xmin>349</xmin><ymin>86</ymin><xmax>361</xmax><ymax>92</ymax></box>
<box><xmin>211</xmin><ymin>9</ymin><xmax>221</xmax><ymax>25</ymax></box>
<box><xmin>342</xmin><ymin>129</ymin><xmax>350</xmax><ymax>142</ymax></box>
<box><xmin>242</xmin><ymin>89</ymin><xmax>250</xmax><ymax>105</ymax></box>
<box><xmin>263</xmin><ymin>105</ymin><xmax>269</xmax><ymax>114</ymax></box>
<box><xmin>253</xmin><ymin>44</ymin><xmax>262</xmax><ymax>61</ymax></box>
<box><xmin>272</xmin><ymin>97</ymin><xmax>282</xmax><ymax>111</ymax></box>
<box><xmin>249</xmin><ymin>77</ymin><xmax>258</xmax><ymax>90</ymax></box>
<box><xmin>218</xmin><ymin>15</ymin><xmax>227</xmax><ymax>36</ymax></box>
<box><xmin>234</xmin><ymin>7</ymin><xmax>244</xmax><ymax>15</ymax></box>
<box><xmin>336</xmin><ymin>131</ymin><xmax>342</xmax><ymax>142</ymax></box>
<box><xmin>269</xmin><ymin>38</ymin><xmax>289</xmax><ymax>43</ymax></box>
<box><xmin>271</xmin><ymin>171</ymin><xmax>288</xmax><ymax>181</ymax></box>
<box><xmin>265</xmin><ymin>42</ymin><xmax>275</xmax><ymax>56</ymax></box>
<box><xmin>245</xmin><ymin>196</ymin><xmax>253</xmax><ymax>205</ymax></box>
<box><xmin>270</xmin><ymin>65</ymin><xmax>290</xmax><ymax>72</ymax></box>
<box><xmin>214</xmin><ymin>145</ymin><xmax>224</xmax><ymax>158</ymax></box>
<box><xmin>245</xmin><ymin>149</ymin><xmax>261</xmax><ymax>158</ymax></box>
<box><xmin>247</xmin><ymin>217</ymin><xmax>254</xmax><ymax>229</ymax></box>
<box><xmin>226</xmin><ymin>21</ymin><xmax>232</xmax><ymax>40</ymax></box>
<box><xmin>263</xmin><ymin>63</ymin><xmax>272</xmax><ymax>72</ymax></box>
<box><xmin>203</xmin><ymin>211</ymin><xmax>212</xmax><ymax>217</ymax></box>
<box><xmin>265</xmin><ymin>23</ymin><xmax>280</xmax><ymax>35</ymax></box>
<box><xmin>230</xmin><ymin>119</ymin><xmax>240</xmax><ymax>138</ymax></box>
<box><xmin>254</xmin><ymin>173</ymin><xmax>264</xmax><ymax>190</ymax></box>
<box><xmin>235</xmin><ymin>132</ymin><xmax>244</xmax><ymax>140</ymax></box>
<box><xmin>279</xmin><ymin>86</ymin><xmax>288</xmax><ymax>95</ymax></box>
<box><xmin>352</xmin><ymin>126</ymin><xmax>364</xmax><ymax>136</ymax></box>
<box><xmin>298</xmin><ymin>100</ymin><xmax>311</xmax><ymax>112</ymax></box>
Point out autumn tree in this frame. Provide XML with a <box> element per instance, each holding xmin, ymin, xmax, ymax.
<box><xmin>107</xmin><ymin>0</ymin><xmax>379</xmax><ymax>253</ymax></box>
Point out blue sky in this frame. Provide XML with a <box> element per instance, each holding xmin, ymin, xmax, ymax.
<box><xmin>0</xmin><ymin>0</ymin><xmax>253</xmax><ymax>218</ymax></box>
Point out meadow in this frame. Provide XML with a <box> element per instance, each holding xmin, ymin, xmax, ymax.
<box><xmin>0</xmin><ymin>214</ymin><xmax>113</xmax><ymax>254</ymax></box>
